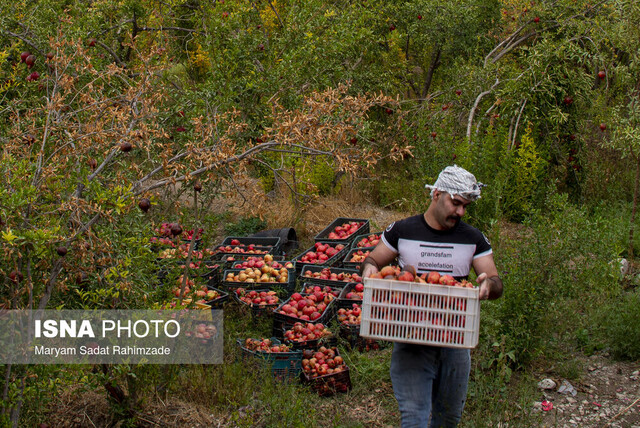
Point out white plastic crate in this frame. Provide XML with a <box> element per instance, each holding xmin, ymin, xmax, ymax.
<box><xmin>360</xmin><ymin>278</ymin><xmax>480</xmax><ymax>349</ymax></box>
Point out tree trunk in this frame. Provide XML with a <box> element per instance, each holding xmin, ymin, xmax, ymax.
<box><xmin>125</xmin><ymin>11</ymin><xmax>138</xmax><ymax>63</ymax></box>
<box><xmin>422</xmin><ymin>44</ymin><xmax>441</xmax><ymax>99</ymax></box>
<box><xmin>2</xmin><ymin>363</ymin><xmax>11</xmax><ymax>415</ymax></box>
<box><xmin>9</xmin><ymin>375</ymin><xmax>25</xmax><ymax>428</ymax></box>
<box><xmin>629</xmin><ymin>154</ymin><xmax>640</xmax><ymax>262</ymax></box>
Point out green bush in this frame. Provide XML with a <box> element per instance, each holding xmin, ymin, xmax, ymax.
<box><xmin>488</xmin><ymin>192</ymin><xmax>620</xmax><ymax>366</ymax></box>
<box><xmin>501</xmin><ymin>124</ymin><xmax>548</xmax><ymax>222</ymax></box>
<box><xmin>225</xmin><ymin>216</ymin><xmax>268</xmax><ymax>236</ymax></box>
<box><xmin>375</xmin><ymin>176</ymin><xmax>426</xmax><ymax>212</ymax></box>
<box><xmin>295</xmin><ymin>156</ymin><xmax>337</xmax><ymax>196</ymax></box>
<box><xmin>254</xmin><ymin>153</ymin><xmax>339</xmax><ymax>197</ymax></box>
<box><xmin>596</xmin><ymin>290</ymin><xmax>640</xmax><ymax>360</ymax></box>
<box><xmin>452</xmin><ymin>124</ymin><xmax>509</xmax><ymax>230</ymax></box>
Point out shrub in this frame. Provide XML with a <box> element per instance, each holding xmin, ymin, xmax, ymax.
<box><xmin>501</xmin><ymin>123</ymin><xmax>548</xmax><ymax>222</ymax></box>
<box><xmin>225</xmin><ymin>216</ymin><xmax>268</xmax><ymax>236</ymax></box>
<box><xmin>596</xmin><ymin>290</ymin><xmax>640</xmax><ymax>360</ymax></box>
<box><xmin>295</xmin><ymin>156</ymin><xmax>337</xmax><ymax>196</ymax></box>
<box><xmin>489</xmin><ymin>192</ymin><xmax>620</xmax><ymax>366</ymax></box>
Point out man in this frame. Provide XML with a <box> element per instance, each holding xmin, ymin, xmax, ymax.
<box><xmin>361</xmin><ymin>165</ymin><xmax>503</xmax><ymax>427</ymax></box>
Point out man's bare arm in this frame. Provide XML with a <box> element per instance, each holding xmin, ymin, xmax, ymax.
<box><xmin>472</xmin><ymin>253</ymin><xmax>503</xmax><ymax>300</ymax></box>
<box><xmin>360</xmin><ymin>241</ymin><xmax>398</xmax><ymax>278</ymax></box>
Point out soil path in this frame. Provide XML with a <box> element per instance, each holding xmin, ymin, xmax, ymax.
<box><xmin>536</xmin><ymin>352</ymin><xmax>640</xmax><ymax>428</ymax></box>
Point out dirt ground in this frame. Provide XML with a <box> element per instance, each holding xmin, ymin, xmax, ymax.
<box><xmin>535</xmin><ymin>352</ymin><xmax>640</xmax><ymax>428</ymax></box>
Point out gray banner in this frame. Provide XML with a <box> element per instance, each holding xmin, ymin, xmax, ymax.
<box><xmin>0</xmin><ymin>310</ymin><xmax>223</xmax><ymax>364</ymax></box>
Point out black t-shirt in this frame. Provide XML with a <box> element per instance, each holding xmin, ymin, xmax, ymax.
<box><xmin>381</xmin><ymin>214</ymin><xmax>492</xmax><ymax>279</ymax></box>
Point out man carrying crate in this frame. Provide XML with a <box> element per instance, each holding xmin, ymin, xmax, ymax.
<box><xmin>361</xmin><ymin>165</ymin><xmax>503</xmax><ymax>427</ymax></box>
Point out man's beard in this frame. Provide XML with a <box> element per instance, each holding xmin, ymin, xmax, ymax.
<box><xmin>446</xmin><ymin>216</ymin><xmax>461</xmax><ymax>226</ymax></box>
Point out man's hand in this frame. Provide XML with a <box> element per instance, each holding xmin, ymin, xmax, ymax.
<box><xmin>472</xmin><ymin>254</ymin><xmax>502</xmax><ymax>300</ymax></box>
<box><xmin>359</xmin><ymin>242</ymin><xmax>397</xmax><ymax>278</ymax></box>
<box><xmin>361</xmin><ymin>262</ymin><xmax>379</xmax><ymax>279</ymax></box>
<box><xmin>476</xmin><ymin>272</ymin><xmax>503</xmax><ymax>300</ymax></box>
<box><xmin>477</xmin><ymin>273</ymin><xmax>490</xmax><ymax>300</ymax></box>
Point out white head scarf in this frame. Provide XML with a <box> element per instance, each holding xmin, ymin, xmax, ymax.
<box><xmin>425</xmin><ymin>165</ymin><xmax>484</xmax><ymax>201</ymax></box>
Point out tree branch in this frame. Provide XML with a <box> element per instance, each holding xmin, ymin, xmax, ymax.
<box><xmin>98</xmin><ymin>19</ymin><xmax>135</xmax><ymax>37</ymax></box>
<box><xmin>74</xmin><ymin>111</ymin><xmax>141</xmax><ymax>199</ymax></box>
<box><xmin>262</xmin><ymin>0</ymin><xmax>284</xmax><ymax>28</ymax></box>
<box><xmin>507</xmin><ymin>114</ymin><xmax>516</xmax><ymax>148</ymax></box>
<box><xmin>138</xmin><ymin>26</ymin><xmax>204</xmax><ymax>34</ymax></box>
<box><xmin>489</xmin><ymin>30</ymin><xmax>539</xmax><ymax>65</ymax></box>
<box><xmin>224</xmin><ymin>164</ymin><xmax>248</xmax><ymax>206</ymax></box>
<box><xmin>484</xmin><ymin>23</ymin><xmax>529</xmax><ymax>68</ymax></box>
<box><xmin>475</xmin><ymin>103</ymin><xmax>497</xmax><ymax>136</ymax></box>
<box><xmin>467</xmin><ymin>79</ymin><xmax>499</xmax><ymax>144</ymax></box>
<box><xmin>37</xmin><ymin>212</ymin><xmax>102</xmax><ymax>310</ymax></box>
<box><xmin>484</xmin><ymin>1</ymin><xmax>609</xmax><ymax>68</ymax></box>
<box><xmin>422</xmin><ymin>44</ymin><xmax>441</xmax><ymax>100</ymax></box>
<box><xmin>510</xmin><ymin>99</ymin><xmax>527</xmax><ymax>150</ymax></box>
<box><xmin>133</xmin><ymin>141</ymin><xmax>282</xmax><ymax>195</ymax></box>
<box><xmin>287</xmin><ymin>144</ymin><xmax>334</xmax><ymax>157</ymax></box>
<box><xmin>253</xmin><ymin>158</ymin><xmax>307</xmax><ymax>199</ymax></box>
<box><xmin>130</xmin><ymin>151</ymin><xmax>191</xmax><ymax>194</ymax></box>
<box><xmin>0</xmin><ymin>29</ymin><xmax>45</xmax><ymax>58</ymax></box>
<box><xmin>96</xmin><ymin>40</ymin><xmax>126</xmax><ymax>68</ymax></box>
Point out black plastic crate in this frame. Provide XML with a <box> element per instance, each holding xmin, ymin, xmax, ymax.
<box><xmin>217</xmin><ymin>254</ymin><xmax>294</xmax><ymax>290</ymax></box>
<box><xmin>232</xmin><ymin>288</ymin><xmax>281</xmax><ymax>305</ymax></box>
<box><xmin>299</xmin><ymin>282</ymin><xmax>344</xmax><ymax>300</ymax></box>
<box><xmin>221</xmin><ymin>236</ymin><xmax>282</xmax><ymax>255</ymax></box>
<box><xmin>339</xmin><ymin>323</ymin><xmax>389</xmax><ymax>352</ymax></box>
<box><xmin>223</xmin><ymin>255</ymin><xmax>293</xmax><ymax>272</ymax></box>
<box><xmin>272</xmin><ymin>293</ymin><xmax>337</xmax><ymax>339</ymax></box>
<box><xmin>341</xmin><ymin>247</ymin><xmax>375</xmax><ymax>271</ymax></box>
<box><xmin>237</xmin><ymin>338</ymin><xmax>302</xmax><ymax>382</ymax></box>
<box><xmin>221</xmin><ymin>267</ymin><xmax>296</xmax><ymax>295</ymax></box>
<box><xmin>298</xmin><ymin>265</ymin><xmax>363</xmax><ymax>288</ymax></box>
<box><xmin>285</xmin><ymin>335</ymin><xmax>338</xmax><ymax>351</ymax></box>
<box><xmin>300</xmin><ymin>350</ymin><xmax>352</xmax><ymax>396</ymax></box>
<box><xmin>247</xmin><ymin>228</ymin><xmax>299</xmax><ymax>257</ymax></box>
<box><xmin>153</xmin><ymin>241</ymin><xmax>214</xmax><ymax>260</ymax></box>
<box><xmin>293</xmin><ymin>242</ymin><xmax>349</xmax><ymax>275</ymax></box>
<box><xmin>232</xmin><ymin>288</ymin><xmax>282</xmax><ymax>323</ymax></box>
<box><xmin>282</xmin><ymin>323</ymin><xmax>337</xmax><ymax>350</ymax></box>
<box><xmin>335</xmin><ymin>301</ymin><xmax>389</xmax><ymax>351</ymax></box>
<box><xmin>336</xmin><ymin>300</ymin><xmax>362</xmax><ymax>327</ymax></box>
<box><xmin>181</xmin><ymin>238</ymin><xmax>202</xmax><ymax>250</ymax></box>
<box><xmin>157</xmin><ymin>259</ymin><xmax>220</xmax><ymax>285</ymax></box>
<box><xmin>212</xmin><ymin>244</ymin><xmax>276</xmax><ymax>259</ymax></box>
<box><xmin>336</xmin><ymin>300</ymin><xmax>382</xmax><ymax>351</ymax></box>
<box><xmin>173</xmin><ymin>258</ymin><xmax>218</xmax><ymax>274</ymax></box>
<box><xmin>201</xmin><ymin>263</ymin><xmax>222</xmax><ymax>289</ymax></box>
<box><xmin>336</xmin><ymin>282</ymin><xmax>364</xmax><ymax>303</ymax></box>
<box><xmin>171</xmin><ymin>286</ymin><xmax>228</xmax><ymax>317</ymax></box>
<box><xmin>226</xmin><ymin>283</ymin><xmax>295</xmax><ymax>301</ymax></box>
<box><xmin>211</xmin><ymin>251</ymin><xmax>277</xmax><ymax>266</ymax></box>
<box><xmin>313</xmin><ymin>217</ymin><xmax>370</xmax><ymax>245</ymax></box>
<box><xmin>350</xmin><ymin>231</ymin><xmax>383</xmax><ymax>249</ymax></box>
<box><xmin>172</xmin><ymin>278</ymin><xmax>226</xmax><ymax>302</ymax></box>
<box><xmin>203</xmin><ymin>287</ymin><xmax>229</xmax><ymax>309</ymax></box>
<box><xmin>190</xmin><ymin>287</ymin><xmax>229</xmax><ymax>315</ymax></box>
